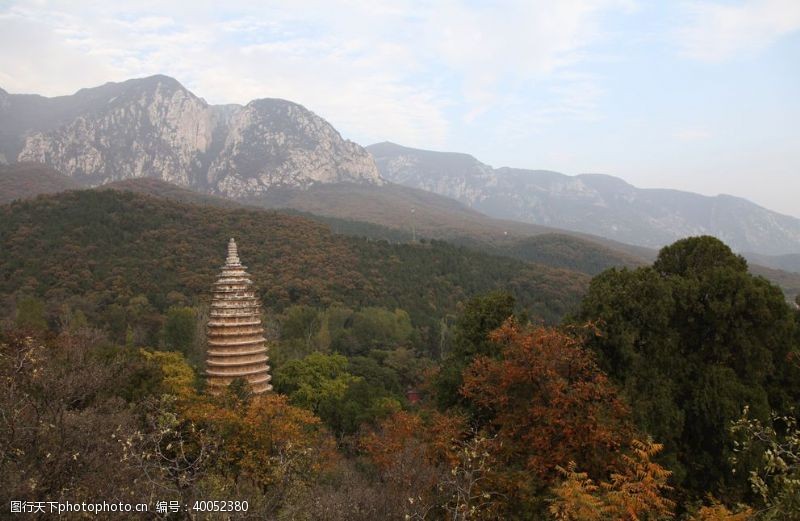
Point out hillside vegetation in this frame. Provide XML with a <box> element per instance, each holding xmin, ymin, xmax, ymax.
<box><xmin>3</xmin><ymin>236</ymin><xmax>797</xmax><ymax>519</ymax></box>
<box><xmin>0</xmin><ymin>162</ymin><xmax>79</xmax><ymax>204</ymax></box>
<box><xmin>0</xmin><ymin>188</ymin><xmax>588</xmax><ymax>351</ymax></box>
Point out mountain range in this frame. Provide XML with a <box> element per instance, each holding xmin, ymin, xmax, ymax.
<box><xmin>2</xmin><ymin>75</ymin><xmax>799</xmax><ymax>267</ymax></box>
<box><xmin>368</xmin><ymin>142</ymin><xmax>800</xmax><ymax>256</ymax></box>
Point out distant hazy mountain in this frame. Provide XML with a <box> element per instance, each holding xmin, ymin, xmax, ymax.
<box><xmin>1</xmin><ymin>76</ymin><xmax>380</xmax><ymax>197</ymax></box>
<box><xmin>742</xmin><ymin>252</ymin><xmax>800</xmax><ymax>275</ymax></box>
<box><xmin>368</xmin><ymin>142</ymin><xmax>800</xmax><ymax>256</ymax></box>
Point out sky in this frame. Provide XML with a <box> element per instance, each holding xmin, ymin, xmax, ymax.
<box><xmin>1</xmin><ymin>0</ymin><xmax>798</xmax><ymax>217</ymax></box>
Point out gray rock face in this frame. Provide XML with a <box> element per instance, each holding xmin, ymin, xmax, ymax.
<box><xmin>368</xmin><ymin>142</ymin><xmax>800</xmax><ymax>256</ymax></box>
<box><xmin>5</xmin><ymin>76</ymin><xmax>381</xmax><ymax>196</ymax></box>
<box><xmin>207</xmin><ymin>99</ymin><xmax>379</xmax><ymax>197</ymax></box>
<box><xmin>369</xmin><ymin>141</ymin><xmax>497</xmax><ymax>206</ymax></box>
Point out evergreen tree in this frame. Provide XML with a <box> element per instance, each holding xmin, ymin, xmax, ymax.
<box><xmin>577</xmin><ymin>236</ymin><xmax>799</xmax><ymax>498</ymax></box>
<box><xmin>435</xmin><ymin>291</ymin><xmax>515</xmax><ymax>411</ymax></box>
<box><xmin>163</xmin><ymin>306</ymin><xmax>196</xmax><ymax>356</ymax></box>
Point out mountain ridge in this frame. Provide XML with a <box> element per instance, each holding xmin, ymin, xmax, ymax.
<box><xmin>2</xmin><ymin>75</ymin><xmax>381</xmax><ymax>196</ymax></box>
<box><xmin>368</xmin><ymin>141</ymin><xmax>800</xmax><ymax>256</ymax></box>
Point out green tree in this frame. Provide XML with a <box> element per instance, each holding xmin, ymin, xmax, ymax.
<box><xmin>435</xmin><ymin>291</ymin><xmax>515</xmax><ymax>411</ymax></box>
<box><xmin>273</xmin><ymin>352</ymin><xmax>360</xmax><ymax>414</ymax></box>
<box><xmin>348</xmin><ymin>307</ymin><xmax>413</xmax><ymax>355</ymax></box>
<box><xmin>577</xmin><ymin>236</ymin><xmax>799</xmax><ymax>497</ymax></box>
<box><xmin>321</xmin><ymin>379</ymin><xmax>402</xmax><ymax>435</ymax></box>
<box><xmin>347</xmin><ymin>355</ymin><xmax>403</xmax><ymax>395</ymax></box>
<box><xmin>273</xmin><ymin>351</ymin><xmax>404</xmax><ymax>435</ymax></box>
<box><xmin>280</xmin><ymin>305</ymin><xmax>321</xmax><ymax>345</ymax></box>
<box><xmin>15</xmin><ymin>296</ymin><xmax>47</xmax><ymax>331</ymax></box>
<box><xmin>452</xmin><ymin>291</ymin><xmax>515</xmax><ymax>360</ymax></box>
<box><xmin>163</xmin><ymin>306</ymin><xmax>196</xmax><ymax>357</ymax></box>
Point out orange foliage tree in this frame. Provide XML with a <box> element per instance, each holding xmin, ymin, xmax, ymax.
<box><xmin>461</xmin><ymin>320</ymin><xmax>632</xmax><ymax>481</ymax></box>
<box><xmin>361</xmin><ymin>410</ymin><xmax>490</xmax><ymax>518</ymax></box>
<box><xmin>549</xmin><ymin>440</ymin><xmax>675</xmax><ymax>521</ymax></box>
<box><xmin>183</xmin><ymin>391</ymin><xmax>338</xmax><ymax>494</ymax></box>
<box><xmin>549</xmin><ymin>441</ymin><xmax>756</xmax><ymax>520</ymax></box>
<box><xmin>122</xmin><ymin>352</ymin><xmax>339</xmax><ymax>514</ymax></box>
<box><xmin>361</xmin><ymin>410</ymin><xmax>465</xmax><ymax>482</ymax></box>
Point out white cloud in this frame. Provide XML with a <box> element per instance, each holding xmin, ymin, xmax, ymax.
<box><xmin>0</xmin><ymin>1</ymin><xmax>631</xmax><ymax>146</ymax></box>
<box><xmin>678</xmin><ymin>0</ymin><xmax>800</xmax><ymax>61</ymax></box>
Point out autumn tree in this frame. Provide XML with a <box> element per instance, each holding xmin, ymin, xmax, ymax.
<box><xmin>549</xmin><ymin>440</ymin><xmax>674</xmax><ymax>521</ymax></box>
<box><xmin>686</xmin><ymin>500</ymin><xmax>754</xmax><ymax>521</ymax></box>
<box><xmin>461</xmin><ymin>321</ymin><xmax>631</xmax><ymax>483</ymax></box>
<box><xmin>435</xmin><ymin>291</ymin><xmax>515</xmax><ymax>410</ymax></box>
<box><xmin>0</xmin><ymin>329</ymin><xmax>161</xmax><ymax>508</ymax></box>
<box><xmin>549</xmin><ymin>441</ymin><xmax>757</xmax><ymax>520</ymax></box>
<box><xmin>361</xmin><ymin>410</ymin><xmax>473</xmax><ymax>518</ymax></box>
<box><xmin>114</xmin><ymin>344</ymin><xmax>341</xmax><ymax>517</ymax></box>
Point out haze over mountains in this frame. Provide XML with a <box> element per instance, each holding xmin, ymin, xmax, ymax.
<box><xmin>369</xmin><ymin>142</ymin><xmax>800</xmax><ymax>256</ymax></box>
<box><xmin>2</xmin><ymin>75</ymin><xmax>799</xmax><ymax>266</ymax></box>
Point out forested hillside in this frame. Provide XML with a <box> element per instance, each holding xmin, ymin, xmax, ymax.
<box><xmin>94</xmin><ymin>178</ymin><xmax>800</xmax><ymax>296</ymax></box>
<box><xmin>5</xmin><ymin>174</ymin><xmax>798</xmax><ymax>299</ymax></box>
<box><xmin>3</xmin><ymin>236</ymin><xmax>797</xmax><ymax>519</ymax></box>
<box><xmin>0</xmin><ymin>189</ymin><xmax>587</xmax><ymax>349</ymax></box>
<box><xmin>0</xmin><ymin>162</ymin><xmax>78</xmax><ymax>204</ymax></box>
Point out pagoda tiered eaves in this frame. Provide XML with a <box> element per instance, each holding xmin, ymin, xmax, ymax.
<box><xmin>205</xmin><ymin>238</ymin><xmax>272</xmax><ymax>394</ymax></box>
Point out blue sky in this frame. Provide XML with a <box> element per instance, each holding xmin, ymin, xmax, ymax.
<box><xmin>1</xmin><ymin>0</ymin><xmax>798</xmax><ymax>216</ymax></box>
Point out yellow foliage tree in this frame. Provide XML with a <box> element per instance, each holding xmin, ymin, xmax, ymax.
<box><xmin>184</xmin><ymin>392</ymin><xmax>337</xmax><ymax>495</ymax></box>
<box><xmin>687</xmin><ymin>499</ymin><xmax>754</xmax><ymax>521</ymax></box>
<box><xmin>139</xmin><ymin>348</ymin><xmax>196</xmax><ymax>398</ymax></box>
<box><xmin>549</xmin><ymin>440</ymin><xmax>674</xmax><ymax>521</ymax></box>
<box><xmin>549</xmin><ymin>463</ymin><xmax>604</xmax><ymax>521</ymax></box>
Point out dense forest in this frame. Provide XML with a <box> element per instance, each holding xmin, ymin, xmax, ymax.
<box><xmin>1</xmin><ymin>189</ymin><xmax>799</xmax><ymax>519</ymax></box>
<box><xmin>0</xmin><ymin>189</ymin><xmax>588</xmax><ymax>349</ymax></box>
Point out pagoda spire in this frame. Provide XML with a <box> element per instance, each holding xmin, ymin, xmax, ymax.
<box><xmin>226</xmin><ymin>237</ymin><xmax>240</xmax><ymax>265</ymax></box>
<box><xmin>205</xmin><ymin>238</ymin><xmax>272</xmax><ymax>394</ymax></box>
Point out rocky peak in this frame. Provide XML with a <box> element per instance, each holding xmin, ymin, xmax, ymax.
<box><xmin>17</xmin><ymin>76</ymin><xmax>212</xmax><ymax>186</ymax></box>
<box><xmin>368</xmin><ymin>141</ymin><xmax>495</xmax><ymax>205</ymax></box>
<box><xmin>8</xmin><ymin>76</ymin><xmax>381</xmax><ymax>195</ymax></box>
<box><xmin>207</xmin><ymin>97</ymin><xmax>381</xmax><ymax>197</ymax></box>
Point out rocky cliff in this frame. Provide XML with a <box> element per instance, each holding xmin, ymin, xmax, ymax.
<box><xmin>4</xmin><ymin>76</ymin><xmax>381</xmax><ymax>197</ymax></box>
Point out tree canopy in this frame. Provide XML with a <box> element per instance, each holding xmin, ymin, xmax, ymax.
<box><xmin>576</xmin><ymin>236</ymin><xmax>800</xmax><ymax>497</ymax></box>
